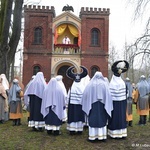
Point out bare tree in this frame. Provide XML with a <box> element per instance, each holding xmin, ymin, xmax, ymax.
<box><xmin>108</xmin><ymin>44</ymin><xmax>120</xmax><ymax>79</ymax></box>
<box><xmin>127</xmin><ymin>0</ymin><xmax>150</xmax><ymax>78</ymax></box>
<box><xmin>0</xmin><ymin>0</ymin><xmax>23</xmax><ymax>79</ymax></box>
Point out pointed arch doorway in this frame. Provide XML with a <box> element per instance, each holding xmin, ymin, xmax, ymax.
<box><xmin>57</xmin><ymin>65</ymin><xmax>73</xmax><ymax>92</ymax></box>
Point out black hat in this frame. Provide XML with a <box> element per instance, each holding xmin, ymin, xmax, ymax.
<box><xmin>111</xmin><ymin>60</ymin><xmax>129</xmax><ymax>77</ymax></box>
<box><xmin>66</xmin><ymin>66</ymin><xmax>88</xmax><ymax>82</ymax></box>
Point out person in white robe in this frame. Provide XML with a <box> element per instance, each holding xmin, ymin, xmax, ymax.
<box><xmin>0</xmin><ymin>75</ymin><xmax>8</xmax><ymax>124</ymax></box>
<box><xmin>24</xmin><ymin>75</ymin><xmax>35</xmax><ymax>121</ymax></box>
<box><xmin>82</xmin><ymin>71</ymin><xmax>113</xmax><ymax>142</ymax></box>
<box><xmin>1</xmin><ymin>74</ymin><xmax>9</xmax><ymax>121</ymax></box>
<box><xmin>55</xmin><ymin>75</ymin><xmax>67</xmax><ymax>122</ymax></box>
<box><xmin>24</xmin><ymin>72</ymin><xmax>46</xmax><ymax>131</ymax></box>
<box><xmin>66</xmin><ymin>66</ymin><xmax>88</xmax><ymax>135</ymax></box>
<box><xmin>80</xmin><ymin>74</ymin><xmax>90</xmax><ymax>127</ymax></box>
<box><xmin>108</xmin><ymin>60</ymin><xmax>129</xmax><ymax>139</ymax></box>
<box><xmin>41</xmin><ymin>78</ymin><xmax>66</xmax><ymax>135</ymax></box>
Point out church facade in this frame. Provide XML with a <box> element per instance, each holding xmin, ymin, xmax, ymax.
<box><xmin>23</xmin><ymin>5</ymin><xmax>110</xmax><ymax>91</ymax></box>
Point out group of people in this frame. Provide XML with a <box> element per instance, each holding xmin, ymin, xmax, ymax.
<box><xmin>0</xmin><ymin>60</ymin><xmax>150</xmax><ymax>143</ymax></box>
<box><xmin>0</xmin><ymin>74</ymin><xmax>24</xmax><ymax>125</ymax></box>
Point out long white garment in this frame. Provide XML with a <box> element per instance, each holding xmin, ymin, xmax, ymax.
<box><xmin>41</xmin><ymin>78</ymin><xmax>66</xmax><ymax>120</ymax></box>
<box><xmin>24</xmin><ymin>72</ymin><xmax>46</xmax><ymax>99</ymax></box>
<box><xmin>0</xmin><ymin>74</ymin><xmax>9</xmax><ymax>121</ymax></box>
<box><xmin>89</xmin><ymin>126</ymin><xmax>107</xmax><ymax>140</ymax></box>
<box><xmin>24</xmin><ymin>72</ymin><xmax>46</xmax><ymax>128</ymax></box>
<box><xmin>82</xmin><ymin>72</ymin><xmax>113</xmax><ymax>117</ymax></box>
<box><xmin>109</xmin><ymin>75</ymin><xmax>126</xmax><ymax>101</ymax></box>
<box><xmin>55</xmin><ymin>75</ymin><xmax>67</xmax><ymax>122</ymax></box>
<box><xmin>67</xmin><ymin>76</ymin><xmax>89</xmax><ymax>132</ymax></box>
<box><xmin>108</xmin><ymin>129</ymin><xmax>127</xmax><ymax>138</ymax></box>
<box><xmin>68</xmin><ymin>81</ymin><xmax>86</xmax><ymax>105</ymax></box>
<box><xmin>41</xmin><ymin>78</ymin><xmax>66</xmax><ymax>131</ymax></box>
<box><xmin>24</xmin><ymin>75</ymin><xmax>35</xmax><ymax>107</ymax></box>
<box><xmin>0</xmin><ymin>74</ymin><xmax>9</xmax><ymax>90</ymax></box>
<box><xmin>82</xmin><ymin>72</ymin><xmax>113</xmax><ymax>141</ymax></box>
<box><xmin>67</xmin><ymin>121</ymin><xmax>84</xmax><ymax>132</ymax></box>
<box><xmin>108</xmin><ymin>74</ymin><xmax>127</xmax><ymax>138</ymax></box>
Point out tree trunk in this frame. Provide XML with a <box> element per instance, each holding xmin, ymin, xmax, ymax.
<box><xmin>0</xmin><ymin>0</ymin><xmax>23</xmax><ymax>80</ymax></box>
<box><xmin>0</xmin><ymin>0</ymin><xmax>13</xmax><ymax>78</ymax></box>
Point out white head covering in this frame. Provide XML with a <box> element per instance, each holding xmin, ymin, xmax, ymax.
<box><xmin>41</xmin><ymin>78</ymin><xmax>66</xmax><ymax>120</ymax></box>
<box><xmin>82</xmin><ymin>71</ymin><xmax>113</xmax><ymax>117</ymax></box>
<box><xmin>0</xmin><ymin>76</ymin><xmax>7</xmax><ymax>99</ymax></box>
<box><xmin>136</xmin><ymin>75</ymin><xmax>149</xmax><ymax>97</ymax></box>
<box><xmin>80</xmin><ymin>74</ymin><xmax>90</xmax><ymax>87</ymax></box>
<box><xmin>0</xmin><ymin>74</ymin><xmax>9</xmax><ymax>90</ymax></box>
<box><xmin>24</xmin><ymin>72</ymin><xmax>46</xmax><ymax>99</ymax></box>
<box><xmin>24</xmin><ymin>75</ymin><xmax>36</xmax><ymax>106</ymax></box>
<box><xmin>109</xmin><ymin>75</ymin><xmax>126</xmax><ymax>101</ymax></box>
<box><xmin>55</xmin><ymin>75</ymin><xmax>67</xmax><ymax>98</ymax></box>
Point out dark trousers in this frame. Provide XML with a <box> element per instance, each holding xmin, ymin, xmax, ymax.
<box><xmin>139</xmin><ymin>115</ymin><xmax>147</xmax><ymax>125</ymax></box>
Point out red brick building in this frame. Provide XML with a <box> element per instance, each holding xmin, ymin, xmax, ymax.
<box><xmin>23</xmin><ymin>5</ymin><xmax>110</xmax><ymax>91</ymax></box>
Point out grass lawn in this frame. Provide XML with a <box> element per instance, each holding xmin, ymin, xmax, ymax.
<box><xmin>0</xmin><ymin>105</ymin><xmax>150</xmax><ymax>150</ymax></box>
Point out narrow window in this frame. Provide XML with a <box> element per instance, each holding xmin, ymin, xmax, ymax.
<box><xmin>34</xmin><ymin>27</ymin><xmax>42</xmax><ymax>44</ymax></box>
<box><xmin>91</xmin><ymin>66</ymin><xmax>99</xmax><ymax>78</ymax></box>
<box><xmin>91</xmin><ymin>28</ymin><xmax>100</xmax><ymax>46</ymax></box>
<box><xmin>33</xmin><ymin>66</ymin><xmax>41</xmax><ymax>75</ymax></box>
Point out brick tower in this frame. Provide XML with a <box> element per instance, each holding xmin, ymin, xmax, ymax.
<box><xmin>80</xmin><ymin>7</ymin><xmax>110</xmax><ymax>77</ymax></box>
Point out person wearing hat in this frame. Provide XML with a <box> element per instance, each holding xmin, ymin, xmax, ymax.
<box><xmin>125</xmin><ymin>77</ymin><xmax>133</xmax><ymax>127</ymax></box>
<box><xmin>133</xmin><ymin>75</ymin><xmax>149</xmax><ymax>125</ymax></box>
<box><xmin>108</xmin><ymin>60</ymin><xmax>129</xmax><ymax>139</ymax></box>
<box><xmin>66</xmin><ymin>66</ymin><xmax>88</xmax><ymax>135</ymax></box>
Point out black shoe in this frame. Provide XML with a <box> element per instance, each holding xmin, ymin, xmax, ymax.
<box><xmin>27</xmin><ymin>117</ymin><xmax>30</xmax><ymax>122</ymax></box>
<box><xmin>53</xmin><ymin>130</ymin><xmax>61</xmax><ymax>136</ymax></box>
<box><xmin>32</xmin><ymin>127</ymin><xmax>38</xmax><ymax>131</ymax></box>
<box><xmin>84</xmin><ymin>125</ymin><xmax>88</xmax><ymax>129</ymax></box>
<box><xmin>16</xmin><ymin>119</ymin><xmax>22</xmax><ymax>126</ymax></box>
<box><xmin>47</xmin><ymin>130</ymin><xmax>52</xmax><ymax>135</ymax></box>
<box><xmin>129</xmin><ymin>121</ymin><xmax>133</xmax><ymax>127</ymax></box>
<box><xmin>70</xmin><ymin>131</ymin><xmax>76</xmax><ymax>135</ymax></box>
<box><xmin>38</xmin><ymin>127</ymin><xmax>43</xmax><ymax>132</ymax></box>
<box><xmin>77</xmin><ymin>131</ymin><xmax>82</xmax><ymax>135</ymax></box>
<box><xmin>0</xmin><ymin>120</ymin><xmax>4</xmax><ymax>124</ymax></box>
<box><xmin>12</xmin><ymin>119</ymin><xmax>17</xmax><ymax>126</ymax></box>
<box><xmin>101</xmin><ymin>139</ymin><xmax>107</xmax><ymax>142</ymax></box>
<box><xmin>87</xmin><ymin>139</ymin><xmax>98</xmax><ymax>143</ymax></box>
